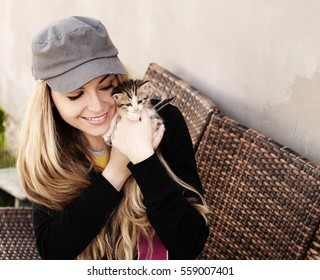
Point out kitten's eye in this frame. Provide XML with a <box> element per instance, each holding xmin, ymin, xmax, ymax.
<box><xmin>138</xmin><ymin>97</ymin><xmax>148</xmax><ymax>104</ymax></box>
<box><xmin>67</xmin><ymin>92</ymin><xmax>83</xmax><ymax>101</ymax></box>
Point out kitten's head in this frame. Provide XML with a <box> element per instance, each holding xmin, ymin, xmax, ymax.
<box><xmin>112</xmin><ymin>79</ymin><xmax>151</xmax><ymax>112</ymax></box>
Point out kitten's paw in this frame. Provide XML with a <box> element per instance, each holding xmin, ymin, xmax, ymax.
<box><xmin>127</xmin><ymin>112</ymin><xmax>141</xmax><ymax>121</ymax></box>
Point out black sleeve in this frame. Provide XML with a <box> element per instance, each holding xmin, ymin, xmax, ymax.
<box><xmin>32</xmin><ymin>173</ymin><xmax>123</xmax><ymax>259</ymax></box>
<box><xmin>127</xmin><ymin>105</ymin><xmax>208</xmax><ymax>259</ymax></box>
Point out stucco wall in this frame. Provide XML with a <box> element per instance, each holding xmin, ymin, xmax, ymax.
<box><xmin>1</xmin><ymin>0</ymin><xmax>320</xmax><ymax>165</ymax></box>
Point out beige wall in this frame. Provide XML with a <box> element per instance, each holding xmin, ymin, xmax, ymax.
<box><xmin>1</xmin><ymin>0</ymin><xmax>320</xmax><ymax>164</ymax></box>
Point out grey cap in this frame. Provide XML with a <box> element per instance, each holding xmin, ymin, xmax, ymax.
<box><xmin>31</xmin><ymin>16</ymin><xmax>125</xmax><ymax>93</ymax></box>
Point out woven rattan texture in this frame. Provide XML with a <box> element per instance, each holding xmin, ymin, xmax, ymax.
<box><xmin>306</xmin><ymin>225</ymin><xmax>320</xmax><ymax>260</ymax></box>
<box><xmin>196</xmin><ymin>114</ymin><xmax>320</xmax><ymax>260</ymax></box>
<box><xmin>0</xmin><ymin>207</ymin><xmax>41</xmax><ymax>260</ymax></box>
<box><xmin>144</xmin><ymin>63</ymin><xmax>219</xmax><ymax>150</ymax></box>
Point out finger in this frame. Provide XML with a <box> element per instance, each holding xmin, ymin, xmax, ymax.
<box><xmin>117</xmin><ymin>108</ymin><xmax>126</xmax><ymax>118</ymax></box>
<box><xmin>151</xmin><ymin>118</ymin><xmax>158</xmax><ymax>132</ymax></box>
<box><xmin>140</xmin><ymin>108</ymin><xmax>151</xmax><ymax>121</ymax></box>
<box><xmin>152</xmin><ymin>124</ymin><xmax>165</xmax><ymax>150</ymax></box>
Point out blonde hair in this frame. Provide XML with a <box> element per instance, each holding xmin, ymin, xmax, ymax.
<box><xmin>17</xmin><ymin>78</ymin><xmax>209</xmax><ymax>260</ymax></box>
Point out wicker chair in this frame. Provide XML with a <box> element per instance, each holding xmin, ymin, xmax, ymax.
<box><xmin>308</xmin><ymin>226</ymin><xmax>320</xmax><ymax>260</ymax></box>
<box><xmin>196</xmin><ymin>112</ymin><xmax>320</xmax><ymax>260</ymax></box>
<box><xmin>0</xmin><ymin>207</ymin><xmax>40</xmax><ymax>259</ymax></box>
<box><xmin>144</xmin><ymin>63</ymin><xmax>219</xmax><ymax>151</ymax></box>
<box><xmin>1</xmin><ymin>63</ymin><xmax>319</xmax><ymax>260</ymax></box>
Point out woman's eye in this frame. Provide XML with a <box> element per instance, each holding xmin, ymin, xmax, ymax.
<box><xmin>101</xmin><ymin>84</ymin><xmax>114</xmax><ymax>91</ymax></box>
<box><xmin>67</xmin><ymin>92</ymin><xmax>83</xmax><ymax>101</ymax></box>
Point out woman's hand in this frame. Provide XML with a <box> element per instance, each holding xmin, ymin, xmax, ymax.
<box><xmin>111</xmin><ymin>108</ymin><xmax>165</xmax><ymax>164</ymax></box>
<box><xmin>151</xmin><ymin>117</ymin><xmax>165</xmax><ymax>151</ymax></box>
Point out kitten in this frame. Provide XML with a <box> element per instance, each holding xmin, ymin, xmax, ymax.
<box><xmin>102</xmin><ymin>79</ymin><xmax>209</xmax><ymax>230</ymax></box>
<box><xmin>103</xmin><ymin>79</ymin><xmax>174</xmax><ymax>145</ymax></box>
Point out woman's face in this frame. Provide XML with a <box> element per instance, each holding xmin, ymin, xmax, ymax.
<box><xmin>51</xmin><ymin>74</ymin><xmax>119</xmax><ymax>142</ymax></box>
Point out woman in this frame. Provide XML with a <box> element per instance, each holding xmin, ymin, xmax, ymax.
<box><xmin>17</xmin><ymin>16</ymin><xmax>208</xmax><ymax>260</ymax></box>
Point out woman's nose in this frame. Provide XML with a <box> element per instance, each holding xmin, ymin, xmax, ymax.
<box><xmin>87</xmin><ymin>92</ymin><xmax>104</xmax><ymax>112</ymax></box>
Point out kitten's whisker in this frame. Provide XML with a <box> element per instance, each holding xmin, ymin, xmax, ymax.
<box><xmin>154</xmin><ymin>97</ymin><xmax>176</xmax><ymax>111</ymax></box>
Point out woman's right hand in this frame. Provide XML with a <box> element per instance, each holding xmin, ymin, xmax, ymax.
<box><xmin>102</xmin><ymin>146</ymin><xmax>131</xmax><ymax>191</ymax></box>
<box><xmin>111</xmin><ymin>109</ymin><xmax>161</xmax><ymax>164</ymax></box>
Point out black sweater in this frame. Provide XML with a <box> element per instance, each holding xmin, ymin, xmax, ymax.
<box><xmin>32</xmin><ymin>104</ymin><xmax>209</xmax><ymax>259</ymax></box>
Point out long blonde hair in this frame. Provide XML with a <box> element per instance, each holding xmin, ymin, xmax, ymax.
<box><xmin>17</xmin><ymin>79</ymin><xmax>209</xmax><ymax>260</ymax></box>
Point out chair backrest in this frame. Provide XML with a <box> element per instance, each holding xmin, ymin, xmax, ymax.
<box><xmin>144</xmin><ymin>63</ymin><xmax>219</xmax><ymax>150</ymax></box>
<box><xmin>306</xmin><ymin>226</ymin><xmax>320</xmax><ymax>260</ymax></box>
<box><xmin>0</xmin><ymin>207</ymin><xmax>41</xmax><ymax>260</ymax></box>
<box><xmin>196</xmin><ymin>113</ymin><xmax>320</xmax><ymax>260</ymax></box>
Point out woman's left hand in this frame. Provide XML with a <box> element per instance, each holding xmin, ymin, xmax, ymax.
<box><xmin>151</xmin><ymin>118</ymin><xmax>165</xmax><ymax>150</ymax></box>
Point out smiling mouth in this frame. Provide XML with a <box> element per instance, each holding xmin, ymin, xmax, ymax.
<box><xmin>82</xmin><ymin>113</ymin><xmax>108</xmax><ymax>123</ymax></box>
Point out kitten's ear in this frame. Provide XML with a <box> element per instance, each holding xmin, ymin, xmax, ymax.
<box><xmin>143</xmin><ymin>81</ymin><xmax>167</xmax><ymax>100</ymax></box>
<box><xmin>112</xmin><ymin>93</ymin><xmax>122</xmax><ymax>101</ymax></box>
<box><xmin>138</xmin><ymin>80</ymin><xmax>151</xmax><ymax>92</ymax></box>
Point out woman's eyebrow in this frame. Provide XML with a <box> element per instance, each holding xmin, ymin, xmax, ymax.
<box><xmin>75</xmin><ymin>75</ymin><xmax>111</xmax><ymax>91</ymax></box>
<box><xmin>98</xmin><ymin>75</ymin><xmax>110</xmax><ymax>84</ymax></box>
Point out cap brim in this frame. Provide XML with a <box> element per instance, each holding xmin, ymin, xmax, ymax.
<box><xmin>46</xmin><ymin>56</ymin><xmax>125</xmax><ymax>93</ymax></box>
